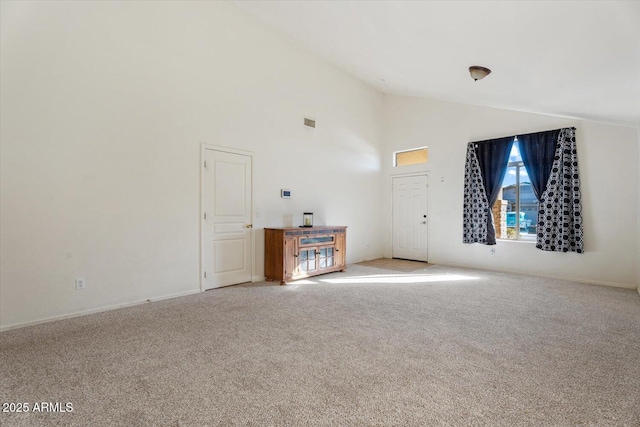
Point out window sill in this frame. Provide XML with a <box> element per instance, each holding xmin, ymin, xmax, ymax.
<box><xmin>496</xmin><ymin>239</ymin><xmax>536</xmax><ymax>244</ymax></box>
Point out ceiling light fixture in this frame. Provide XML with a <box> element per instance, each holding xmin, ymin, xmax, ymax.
<box><xmin>469</xmin><ymin>66</ymin><xmax>491</xmax><ymax>81</ymax></box>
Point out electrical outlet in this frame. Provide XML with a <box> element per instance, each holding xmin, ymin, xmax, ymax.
<box><xmin>76</xmin><ymin>278</ymin><xmax>86</xmax><ymax>290</ymax></box>
<box><xmin>490</xmin><ymin>248</ymin><xmax>496</xmax><ymax>255</ymax></box>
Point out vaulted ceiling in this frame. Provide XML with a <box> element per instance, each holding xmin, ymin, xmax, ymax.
<box><xmin>234</xmin><ymin>1</ymin><xmax>640</xmax><ymax>128</ymax></box>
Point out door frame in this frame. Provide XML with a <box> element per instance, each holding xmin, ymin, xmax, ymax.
<box><xmin>390</xmin><ymin>172</ymin><xmax>429</xmax><ymax>261</ymax></box>
<box><xmin>200</xmin><ymin>144</ymin><xmax>255</xmax><ymax>291</ymax></box>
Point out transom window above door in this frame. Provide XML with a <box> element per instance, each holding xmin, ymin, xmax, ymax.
<box><xmin>394</xmin><ymin>147</ymin><xmax>428</xmax><ymax>167</ymax></box>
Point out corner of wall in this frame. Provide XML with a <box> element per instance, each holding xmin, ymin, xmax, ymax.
<box><xmin>637</xmin><ymin>126</ymin><xmax>640</xmax><ymax>295</ymax></box>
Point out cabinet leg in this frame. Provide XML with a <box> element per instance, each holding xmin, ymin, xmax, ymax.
<box><xmin>280</xmin><ymin>280</ymin><xmax>287</xmax><ymax>285</ymax></box>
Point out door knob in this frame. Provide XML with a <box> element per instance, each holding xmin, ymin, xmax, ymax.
<box><xmin>244</xmin><ymin>224</ymin><xmax>253</xmax><ymax>228</ymax></box>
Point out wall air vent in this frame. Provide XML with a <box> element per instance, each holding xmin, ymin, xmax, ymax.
<box><xmin>304</xmin><ymin>117</ymin><xmax>316</xmax><ymax>128</ymax></box>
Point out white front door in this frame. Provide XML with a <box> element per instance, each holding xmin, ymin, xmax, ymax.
<box><xmin>392</xmin><ymin>174</ymin><xmax>428</xmax><ymax>262</ymax></box>
<box><xmin>202</xmin><ymin>148</ymin><xmax>253</xmax><ymax>289</ymax></box>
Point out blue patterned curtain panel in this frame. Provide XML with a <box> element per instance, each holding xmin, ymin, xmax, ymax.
<box><xmin>462</xmin><ymin>143</ymin><xmax>490</xmax><ymax>244</ymax></box>
<box><xmin>535</xmin><ymin>128</ymin><xmax>583</xmax><ymax>252</ymax></box>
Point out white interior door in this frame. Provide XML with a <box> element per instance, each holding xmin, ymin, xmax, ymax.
<box><xmin>202</xmin><ymin>148</ymin><xmax>252</xmax><ymax>289</ymax></box>
<box><xmin>392</xmin><ymin>174</ymin><xmax>428</xmax><ymax>262</ymax></box>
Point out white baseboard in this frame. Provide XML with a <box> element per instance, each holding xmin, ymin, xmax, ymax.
<box><xmin>0</xmin><ymin>289</ymin><xmax>202</xmax><ymax>332</ymax></box>
<box><xmin>429</xmin><ymin>261</ymin><xmax>637</xmax><ymax>290</ymax></box>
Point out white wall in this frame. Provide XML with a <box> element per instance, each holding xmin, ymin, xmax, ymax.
<box><xmin>0</xmin><ymin>1</ymin><xmax>385</xmax><ymax>329</ymax></box>
<box><xmin>382</xmin><ymin>95</ymin><xmax>639</xmax><ymax>289</ymax></box>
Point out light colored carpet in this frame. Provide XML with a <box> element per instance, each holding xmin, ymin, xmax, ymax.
<box><xmin>356</xmin><ymin>258</ymin><xmax>431</xmax><ymax>272</ymax></box>
<box><xmin>1</xmin><ymin>264</ymin><xmax>639</xmax><ymax>426</ymax></box>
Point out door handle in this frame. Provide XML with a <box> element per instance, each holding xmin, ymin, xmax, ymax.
<box><xmin>244</xmin><ymin>224</ymin><xmax>253</xmax><ymax>228</ymax></box>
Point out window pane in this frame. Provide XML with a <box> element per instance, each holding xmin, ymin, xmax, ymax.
<box><xmin>395</xmin><ymin>148</ymin><xmax>428</xmax><ymax>167</ymax></box>
<box><xmin>518</xmin><ymin>181</ymin><xmax>538</xmax><ymax>242</ymax></box>
<box><xmin>501</xmin><ymin>166</ymin><xmax>518</xmax><ymax>240</ymax></box>
<box><xmin>494</xmin><ymin>141</ymin><xmax>539</xmax><ymax>242</ymax></box>
<box><xmin>509</xmin><ymin>140</ymin><xmax>522</xmax><ymax>162</ymax></box>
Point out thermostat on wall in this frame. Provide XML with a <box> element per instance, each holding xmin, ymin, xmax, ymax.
<box><xmin>281</xmin><ymin>189</ymin><xmax>291</xmax><ymax>199</ymax></box>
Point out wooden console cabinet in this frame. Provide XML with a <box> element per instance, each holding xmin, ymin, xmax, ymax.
<box><xmin>264</xmin><ymin>226</ymin><xmax>347</xmax><ymax>285</ymax></box>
